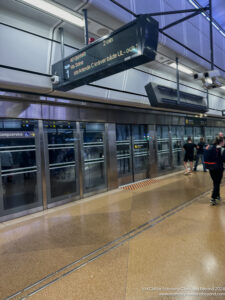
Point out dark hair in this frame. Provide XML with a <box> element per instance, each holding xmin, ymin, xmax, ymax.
<box><xmin>213</xmin><ymin>136</ymin><xmax>224</xmax><ymax>145</ymax></box>
<box><xmin>200</xmin><ymin>137</ymin><xmax>204</xmax><ymax>142</ymax></box>
<box><xmin>187</xmin><ymin>136</ymin><xmax>192</xmax><ymax>142</ymax></box>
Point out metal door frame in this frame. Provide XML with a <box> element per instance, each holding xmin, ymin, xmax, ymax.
<box><xmin>0</xmin><ymin>127</ymin><xmax>43</xmax><ymax>221</ymax></box>
<box><xmin>80</xmin><ymin>125</ymin><xmax>107</xmax><ymax>197</ymax></box>
<box><xmin>132</xmin><ymin>124</ymin><xmax>151</xmax><ymax>182</ymax></box>
<box><xmin>170</xmin><ymin>125</ymin><xmax>184</xmax><ymax>170</ymax></box>
<box><xmin>44</xmin><ymin>128</ymin><xmax>80</xmax><ymax>208</ymax></box>
<box><xmin>117</xmin><ymin>133</ymin><xmax>133</xmax><ymax>186</ymax></box>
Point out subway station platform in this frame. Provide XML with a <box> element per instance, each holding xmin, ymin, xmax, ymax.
<box><xmin>1</xmin><ymin>170</ymin><xmax>225</xmax><ymax>299</ymax></box>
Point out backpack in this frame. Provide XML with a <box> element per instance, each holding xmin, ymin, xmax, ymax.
<box><xmin>204</xmin><ymin>145</ymin><xmax>219</xmax><ymax>170</ymax></box>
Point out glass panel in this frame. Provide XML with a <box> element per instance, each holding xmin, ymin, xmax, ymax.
<box><xmin>184</xmin><ymin>126</ymin><xmax>193</xmax><ymax>141</ymax></box>
<box><xmin>193</xmin><ymin>127</ymin><xmax>202</xmax><ymax>144</ymax></box>
<box><xmin>45</xmin><ymin>122</ymin><xmax>78</xmax><ymax>202</ymax></box>
<box><xmin>205</xmin><ymin>127</ymin><xmax>214</xmax><ymax>144</ymax></box>
<box><xmin>49</xmin><ymin>148</ymin><xmax>75</xmax><ymax>165</ymax></box>
<box><xmin>116</xmin><ymin>125</ymin><xmax>130</xmax><ymax>141</ymax></box>
<box><xmin>82</xmin><ymin>123</ymin><xmax>106</xmax><ymax>193</ymax></box>
<box><xmin>2</xmin><ymin>172</ymin><xmax>38</xmax><ymax>210</ymax></box>
<box><xmin>50</xmin><ymin>166</ymin><xmax>76</xmax><ymax>199</ymax></box>
<box><xmin>117</xmin><ymin>158</ymin><xmax>130</xmax><ymax>176</ymax></box>
<box><xmin>84</xmin><ymin>145</ymin><xmax>104</xmax><ymax>160</ymax></box>
<box><xmin>0</xmin><ymin>119</ymin><xmax>40</xmax><ymax>213</ymax></box>
<box><xmin>158</xmin><ymin>152</ymin><xmax>170</xmax><ymax>171</ymax></box>
<box><xmin>133</xmin><ymin>125</ymin><xmax>149</xmax><ymax>174</ymax></box>
<box><xmin>116</xmin><ymin>125</ymin><xmax>131</xmax><ymax>178</ymax></box>
<box><xmin>134</xmin><ymin>155</ymin><xmax>149</xmax><ymax>172</ymax></box>
<box><xmin>171</xmin><ymin>126</ymin><xmax>184</xmax><ymax>168</ymax></box>
<box><xmin>157</xmin><ymin>126</ymin><xmax>171</xmax><ymax>171</ymax></box>
<box><xmin>133</xmin><ymin>125</ymin><xmax>149</xmax><ymax>141</ymax></box>
<box><xmin>84</xmin><ymin>162</ymin><xmax>105</xmax><ymax>191</ymax></box>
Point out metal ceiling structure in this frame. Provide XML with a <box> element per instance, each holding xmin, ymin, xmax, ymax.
<box><xmin>190</xmin><ymin>0</ymin><xmax>225</xmax><ymax>31</ymax></box>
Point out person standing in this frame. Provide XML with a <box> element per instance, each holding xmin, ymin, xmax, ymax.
<box><xmin>204</xmin><ymin>136</ymin><xmax>225</xmax><ymax>205</ymax></box>
<box><xmin>183</xmin><ymin>137</ymin><xmax>196</xmax><ymax>174</ymax></box>
<box><xmin>194</xmin><ymin>137</ymin><xmax>206</xmax><ymax>172</ymax></box>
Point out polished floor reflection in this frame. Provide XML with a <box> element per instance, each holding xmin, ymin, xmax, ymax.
<box><xmin>1</xmin><ymin>171</ymin><xmax>225</xmax><ymax>299</ymax></box>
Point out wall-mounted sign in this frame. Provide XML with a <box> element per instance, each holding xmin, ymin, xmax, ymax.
<box><xmin>52</xmin><ymin>14</ymin><xmax>158</xmax><ymax>91</ymax></box>
<box><xmin>185</xmin><ymin>118</ymin><xmax>207</xmax><ymax>126</ymax></box>
<box><xmin>0</xmin><ymin>132</ymin><xmax>35</xmax><ymax>138</ymax></box>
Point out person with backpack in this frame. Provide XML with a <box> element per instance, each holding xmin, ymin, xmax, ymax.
<box><xmin>194</xmin><ymin>137</ymin><xmax>206</xmax><ymax>172</ymax></box>
<box><xmin>204</xmin><ymin>136</ymin><xmax>225</xmax><ymax>205</ymax></box>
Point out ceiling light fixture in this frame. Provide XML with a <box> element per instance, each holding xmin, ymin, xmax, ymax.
<box><xmin>19</xmin><ymin>0</ymin><xmax>84</xmax><ymax>27</ymax></box>
<box><xmin>220</xmin><ymin>86</ymin><xmax>225</xmax><ymax>90</ymax></box>
<box><xmin>168</xmin><ymin>62</ymin><xmax>193</xmax><ymax>75</ymax></box>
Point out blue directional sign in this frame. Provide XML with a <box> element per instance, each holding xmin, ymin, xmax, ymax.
<box><xmin>52</xmin><ymin>14</ymin><xmax>159</xmax><ymax>91</ymax></box>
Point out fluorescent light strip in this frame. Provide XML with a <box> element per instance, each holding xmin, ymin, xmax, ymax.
<box><xmin>20</xmin><ymin>0</ymin><xmax>84</xmax><ymax>27</ymax></box>
<box><xmin>169</xmin><ymin>62</ymin><xmax>193</xmax><ymax>75</ymax></box>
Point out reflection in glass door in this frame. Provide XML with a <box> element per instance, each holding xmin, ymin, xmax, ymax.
<box><xmin>205</xmin><ymin>127</ymin><xmax>212</xmax><ymax>144</ymax></box>
<box><xmin>193</xmin><ymin>127</ymin><xmax>203</xmax><ymax>145</ymax></box>
<box><xmin>0</xmin><ymin>119</ymin><xmax>42</xmax><ymax>218</ymax></box>
<box><xmin>116</xmin><ymin>125</ymin><xmax>132</xmax><ymax>185</ymax></box>
<box><xmin>157</xmin><ymin>126</ymin><xmax>171</xmax><ymax>172</ymax></box>
<box><xmin>132</xmin><ymin>125</ymin><xmax>150</xmax><ymax>181</ymax></box>
<box><xmin>116</xmin><ymin>124</ymin><xmax>150</xmax><ymax>185</ymax></box>
<box><xmin>81</xmin><ymin>123</ymin><xmax>106</xmax><ymax>195</ymax></box>
<box><xmin>184</xmin><ymin>126</ymin><xmax>193</xmax><ymax>142</ymax></box>
<box><xmin>171</xmin><ymin>126</ymin><xmax>184</xmax><ymax>169</ymax></box>
<box><xmin>44</xmin><ymin>122</ymin><xmax>79</xmax><ymax>206</ymax></box>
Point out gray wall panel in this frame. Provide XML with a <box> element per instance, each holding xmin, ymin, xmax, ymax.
<box><xmin>0</xmin><ymin>25</ymin><xmax>50</xmax><ymax>74</ymax></box>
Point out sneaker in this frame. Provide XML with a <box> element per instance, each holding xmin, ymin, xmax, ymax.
<box><xmin>216</xmin><ymin>196</ymin><xmax>221</xmax><ymax>201</ymax></box>
<box><xmin>210</xmin><ymin>199</ymin><xmax>217</xmax><ymax>206</ymax></box>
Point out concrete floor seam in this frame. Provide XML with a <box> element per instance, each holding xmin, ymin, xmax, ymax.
<box><xmin>8</xmin><ymin>189</ymin><xmax>212</xmax><ymax>300</ymax></box>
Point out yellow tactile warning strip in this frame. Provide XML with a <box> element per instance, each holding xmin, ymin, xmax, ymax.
<box><xmin>120</xmin><ymin>179</ymin><xmax>161</xmax><ymax>190</ymax></box>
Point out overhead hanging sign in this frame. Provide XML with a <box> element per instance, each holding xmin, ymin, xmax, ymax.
<box><xmin>52</xmin><ymin>14</ymin><xmax>159</xmax><ymax>91</ymax></box>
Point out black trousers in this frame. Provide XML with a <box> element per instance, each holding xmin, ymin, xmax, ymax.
<box><xmin>209</xmin><ymin>169</ymin><xmax>223</xmax><ymax>199</ymax></box>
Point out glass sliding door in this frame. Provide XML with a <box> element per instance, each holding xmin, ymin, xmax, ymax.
<box><xmin>157</xmin><ymin>126</ymin><xmax>171</xmax><ymax>172</ymax></box>
<box><xmin>81</xmin><ymin>123</ymin><xmax>106</xmax><ymax>195</ymax></box>
<box><xmin>184</xmin><ymin>126</ymin><xmax>193</xmax><ymax>142</ymax></box>
<box><xmin>132</xmin><ymin>125</ymin><xmax>150</xmax><ymax>181</ymax></box>
<box><xmin>116</xmin><ymin>124</ymin><xmax>150</xmax><ymax>185</ymax></box>
<box><xmin>193</xmin><ymin>126</ymin><xmax>203</xmax><ymax>145</ymax></box>
<box><xmin>44</xmin><ymin>121</ymin><xmax>79</xmax><ymax>206</ymax></box>
<box><xmin>116</xmin><ymin>125</ymin><xmax>132</xmax><ymax>186</ymax></box>
<box><xmin>0</xmin><ymin>119</ymin><xmax>42</xmax><ymax>219</ymax></box>
<box><xmin>171</xmin><ymin>126</ymin><xmax>184</xmax><ymax>169</ymax></box>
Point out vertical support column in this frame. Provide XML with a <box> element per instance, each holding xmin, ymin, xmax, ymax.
<box><xmin>168</xmin><ymin>125</ymin><xmax>174</xmax><ymax>169</ymax></box>
<box><xmin>148</xmin><ymin>124</ymin><xmax>158</xmax><ymax>178</ymax></box>
<box><xmin>207</xmin><ymin>90</ymin><xmax>209</xmax><ymax>109</ymax></box>
<box><xmin>38</xmin><ymin>120</ymin><xmax>48</xmax><ymax>210</ymax></box>
<box><xmin>105</xmin><ymin>123</ymin><xmax>118</xmax><ymax>190</ymax></box>
<box><xmin>58</xmin><ymin>27</ymin><xmax>64</xmax><ymax>59</ymax></box>
<box><xmin>76</xmin><ymin>122</ymin><xmax>84</xmax><ymax>198</ymax></box>
<box><xmin>176</xmin><ymin>57</ymin><xmax>180</xmax><ymax>104</ymax></box>
<box><xmin>83</xmin><ymin>9</ymin><xmax>89</xmax><ymax>45</ymax></box>
<box><xmin>209</xmin><ymin>0</ymin><xmax>214</xmax><ymax>70</ymax></box>
<box><xmin>0</xmin><ymin>154</ymin><xmax>3</xmax><ymax>217</ymax></box>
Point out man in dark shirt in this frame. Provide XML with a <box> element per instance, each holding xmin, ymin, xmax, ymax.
<box><xmin>194</xmin><ymin>137</ymin><xmax>206</xmax><ymax>172</ymax></box>
<box><xmin>183</xmin><ymin>136</ymin><xmax>196</xmax><ymax>174</ymax></box>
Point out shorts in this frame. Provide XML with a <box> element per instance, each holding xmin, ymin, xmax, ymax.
<box><xmin>184</xmin><ymin>154</ymin><xmax>194</xmax><ymax>162</ymax></box>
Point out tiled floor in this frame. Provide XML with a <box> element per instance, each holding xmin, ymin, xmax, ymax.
<box><xmin>1</xmin><ymin>171</ymin><xmax>225</xmax><ymax>299</ymax></box>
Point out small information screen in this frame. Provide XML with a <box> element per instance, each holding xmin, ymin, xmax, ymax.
<box><xmin>52</xmin><ymin>14</ymin><xmax>159</xmax><ymax>91</ymax></box>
